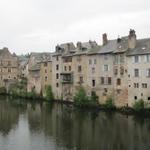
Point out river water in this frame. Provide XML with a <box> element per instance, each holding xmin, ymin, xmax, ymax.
<box><xmin>0</xmin><ymin>96</ymin><xmax>150</xmax><ymax>150</ymax></box>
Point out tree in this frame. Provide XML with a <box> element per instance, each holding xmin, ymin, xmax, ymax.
<box><xmin>45</xmin><ymin>85</ymin><xmax>54</xmax><ymax>101</ymax></box>
<box><xmin>133</xmin><ymin>99</ymin><xmax>144</xmax><ymax>111</ymax></box>
<box><xmin>74</xmin><ymin>87</ymin><xmax>88</xmax><ymax>107</ymax></box>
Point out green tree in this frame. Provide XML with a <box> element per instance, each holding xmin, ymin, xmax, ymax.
<box><xmin>74</xmin><ymin>87</ymin><xmax>89</xmax><ymax>107</ymax></box>
<box><xmin>45</xmin><ymin>85</ymin><xmax>54</xmax><ymax>101</ymax></box>
<box><xmin>133</xmin><ymin>99</ymin><xmax>144</xmax><ymax>111</ymax></box>
<box><xmin>105</xmin><ymin>97</ymin><xmax>115</xmax><ymax>109</ymax></box>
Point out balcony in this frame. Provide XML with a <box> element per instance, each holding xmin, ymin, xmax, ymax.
<box><xmin>60</xmin><ymin>72</ymin><xmax>73</xmax><ymax>84</ymax></box>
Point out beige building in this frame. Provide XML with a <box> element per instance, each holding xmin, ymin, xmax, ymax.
<box><xmin>127</xmin><ymin>36</ymin><xmax>150</xmax><ymax>107</ymax></box>
<box><xmin>27</xmin><ymin>52</ymin><xmax>52</xmax><ymax>95</ymax></box>
<box><xmin>0</xmin><ymin>47</ymin><xmax>19</xmax><ymax>91</ymax></box>
<box><xmin>52</xmin><ymin>43</ymin><xmax>76</xmax><ymax>100</ymax></box>
<box><xmin>25</xmin><ymin>29</ymin><xmax>150</xmax><ymax>107</ymax></box>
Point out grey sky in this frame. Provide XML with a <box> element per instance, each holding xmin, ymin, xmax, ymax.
<box><xmin>0</xmin><ymin>0</ymin><xmax>150</xmax><ymax>54</ymax></box>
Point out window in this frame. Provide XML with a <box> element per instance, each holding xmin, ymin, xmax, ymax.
<box><xmin>101</xmin><ymin>77</ymin><xmax>104</xmax><ymax>84</ymax></box>
<box><xmin>134</xmin><ymin>69</ymin><xmax>139</xmax><ymax>77</ymax></box>
<box><xmin>142</xmin><ymin>83</ymin><xmax>147</xmax><ymax>88</ymax></box>
<box><xmin>94</xmin><ymin>59</ymin><xmax>97</xmax><ymax>64</ymax></box>
<box><xmin>134</xmin><ymin>83</ymin><xmax>139</xmax><ymax>88</ymax></box>
<box><xmin>64</xmin><ymin>66</ymin><xmax>67</xmax><ymax>71</ymax></box>
<box><xmin>45</xmin><ymin>69</ymin><xmax>47</xmax><ymax>73</ymax></box>
<box><xmin>79</xmin><ymin>76</ymin><xmax>83</xmax><ymax>83</ymax></box>
<box><xmin>56</xmin><ymin>64</ymin><xmax>59</xmax><ymax>70</ymax></box>
<box><xmin>45</xmin><ymin>76</ymin><xmax>47</xmax><ymax>81</ymax></box>
<box><xmin>56</xmin><ymin>83</ymin><xmax>59</xmax><ymax>87</ymax></box>
<box><xmin>117</xmin><ymin>78</ymin><xmax>121</xmax><ymax>86</ymax></box>
<box><xmin>89</xmin><ymin>59</ymin><xmax>92</xmax><ymax>65</ymax></box>
<box><xmin>69</xmin><ymin>66</ymin><xmax>71</xmax><ymax>71</ymax></box>
<box><xmin>56</xmin><ymin>73</ymin><xmax>59</xmax><ymax>79</ymax></box>
<box><xmin>108</xmin><ymin>77</ymin><xmax>112</xmax><ymax>85</ymax></box>
<box><xmin>120</xmin><ymin>67</ymin><xmax>124</xmax><ymax>75</ymax></box>
<box><xmin>44</xmin><ymin>62</ymin><xmax>47</xmax><ymax>67</ymax></box>
<box><xmin>134</xmin><ymin>56</ymin><xmax>139</xmax><ymax>63</ymax></box>
<box><xmin>146</xmin><ymin>69</ymin><xmax>150</xmax><ymax>77</ymax></box>
<box><xmin>8</xmin><ymin>68</ymin><xmax>11</xmax><ymax>73</ymax></box>
<box><xmin>103</xmin><ymin>65</ymin><xmax>109</xmax><ymax>71</ymax></box>
<box><xmin>134</xmin><ymin>96</ymin><xmax>137</xmax><ymax>100</ymax></box>
<box><xmin>148</xmin><ymin>97</ymin><xmax>150</xmax><ymax>101</ymax></box>
<box><xmin>92</xmin><ymin>67</ymin><xmax>95</xmax><ymax>73</ymax></box>
<box><xmin>78</xmin><ymin>65</ymin><xmax>82</xmax><ymax>72</ymax></box>
<box><xmin>114</xmin><ymin>68</ymin><xmax>118</xmax><ymax>75</ymax></box>
<box><xmin>56</xmin><ymin>56</ymin><xmax>59</xmax><ymax>61</ymax></box>
<box><xmin>92</xmin><ymin>80</ymin><xmax>95</xmax><ymax>87</ymax></box>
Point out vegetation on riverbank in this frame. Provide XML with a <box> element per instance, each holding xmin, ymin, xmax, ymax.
<box><xmin>73</xmin><ymin>87</ymin><xmax>99</xmax><ymax>108</ymax></box>
<box><xmin>1</xmin><ymin>81</ymin><xmax>150</xmax><ymax>115</ymax></box>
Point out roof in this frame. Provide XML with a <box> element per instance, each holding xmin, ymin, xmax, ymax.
<box><xmin>127</xmin><ymin>38</ymin><xmax>150</xmax><ymax>56</ymax></box>
<box><xmin>30</xmin><ymin>52</ymin><xmax>52</xmax><ymax>62</ymax></box>
<box><xmin>74</xmin><ymin>41</ymin><xmax>98</xmax><ymax>56</ymax></box>
<box><xmin>29</xmin><ymin>63</ymin><xmax>41</xmax><ymax>71</ymax></box>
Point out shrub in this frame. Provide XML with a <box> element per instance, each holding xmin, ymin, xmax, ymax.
<box><xmin>89</xmin><ymin>91</ymin><xmax>99</xmax><ymax>106</ymax></box>
<box><xmin>74</xmin><ymin>87</ymin><xmax>89</xmax><ymax>107</ymax></box>
<box><xmin>133</xmin><ymin>99</ymin><xmax>144</xmax><ymax>111</ymax></box>
<box><xmin>105</xmin><ymin>97</ymin><xmax>115</xmax><ymax>109</ymax></box>
<box><xmin>45</xmin><ymin>85</ymin><xmax>54</xmax><ymax>101</ymax></box>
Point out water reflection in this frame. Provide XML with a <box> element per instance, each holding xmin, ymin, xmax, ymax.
<box><xmin>0</xmin><ymin>96</ymin><xmax>150</xmax><ymax>150</ymax></box>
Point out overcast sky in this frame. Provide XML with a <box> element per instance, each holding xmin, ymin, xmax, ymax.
<box><xmin>0</xmin><ymin>0</ymin><xmax>150</xmax><ymax>54</ymax></box>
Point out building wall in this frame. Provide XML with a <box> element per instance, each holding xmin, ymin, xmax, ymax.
<box><xmin>86</xmin><ymin>54</ymin><xmax>114</xmax><ymax>104</ymax></box>
<box><xmin>52</xmin><ymin>55</ymin><xmax>63</xmax><ymax>99</ymax></box>
<box><xmin>40</xmin><ymin>61</ymin><xmax>52</xmax><ymax>96</ymax></box>
<box><xmin>127</xmin><ymin>54</ymin><xmax>150</xmax><ymax>107</ymax></box>
<box><xmin>72</xmin><ymin>54</ymin><xmax>88</xmax><ymax>97</ymax></box>
<box><xmin>0</xmin><ymin>48</ymin><xmax>19</xmax><ymax>88</ymax></box>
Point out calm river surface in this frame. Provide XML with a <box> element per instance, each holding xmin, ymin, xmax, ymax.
<box><xmin>0</xmin><ymin>96</ymin><xmax>150</xmax><ymax>150</ymax></box>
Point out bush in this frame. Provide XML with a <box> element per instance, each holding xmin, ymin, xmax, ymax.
<box><xmin>133</xmin><ymin>99</ymin><xmax>144</xmax><ymax>111</ymax></box>
<box><xmin>74</xmin><ymin>88</ymin><xmax>98</xmax><ymax>107</ymax></box>
<box><xmin>45</xmin><ymin>85</ymin><xmax>54</xmax><ymax>101</ymax></box>
<box><xmin>74</xmin><ymin>87</ymin><xmax>89</xmax><ymax>107</ymax></box>
<box><xmin>105</xmin><ymin>97</ymin><xmax>115</xmax><ymax>109</ymax></box>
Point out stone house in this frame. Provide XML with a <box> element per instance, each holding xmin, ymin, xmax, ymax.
<box><xmin>127</xmin><ymin>36</ymin><xmax>150</xmax><ymax>107</ymax></box>
<box><xmin>52</xmin><ymin>43</ymin><xmax>76</xmax><ymax>100</ymax></box>
<box><xmin>0</xmin><ymin>47</ymin><xmax>19</xmax><ymax>91</ymax></box>
<box><xmin>27</xmin><ymin>52</ymin><xmax>52</xmax><ymax>95</ymax></box>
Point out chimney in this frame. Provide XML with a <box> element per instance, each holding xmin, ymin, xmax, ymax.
<box><xmin>128</xmin><ymin>29</ymin><xmax>136</xmax><ymax>49</ymax></box>
<box><xmin>55</xmin><ymin>45</ymin><xmax>59</xmax><ymax>52</ymax></box>
<box><xmin>67</xmin><ymin>43</ymin><xmax>71</xmax><ymax>51</ymax></box>
<box><xmin>102</xmin><ymin>33</ymin><xmax>108</xmax><ymax>45</ymax></box>
<box><xmin>77</xmin><ymin>42</ymin><xmax>82</xmax><ymax>50</ymax></box>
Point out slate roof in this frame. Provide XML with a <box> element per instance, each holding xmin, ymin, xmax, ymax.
<box><xmin>30</xmin><ymin>52</ymin><xmax>52</xmax><ymax>63</ymax></box>
<box><xmin>74</xmin><ymin>41</ymin><xmax>98</xmax><ymax>56</ymax></box>
<box><xmin>127</xmin><ymin>38</ymin><xmax>150</xmax><ymax>56</ymax></box>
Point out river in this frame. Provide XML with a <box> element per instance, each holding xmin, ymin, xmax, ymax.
<box><xmin>0</xmin><ymin>96</ymin><xmax>150</xmax><ymax>150</ymax></box>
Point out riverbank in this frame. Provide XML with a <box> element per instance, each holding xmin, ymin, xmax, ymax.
<box><xmin>2</xmin><ymin>93</ymin><xmax>150</xmax><ymax>117</ymax></box>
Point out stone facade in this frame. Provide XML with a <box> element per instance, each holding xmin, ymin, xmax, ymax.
<box><xmin>27</xmin><ymin>53</ymin><xmax>52</xmax><ymax>95</ymax></box>
<box><xmin>51</xmin><ymin>29</ymin><xmax>150</xmax><ymax>107</ymax></box>
<box><xmin>0</xmin><ymin>47</ymin><xmax>19</xmax><ymax>91</ymax></box>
